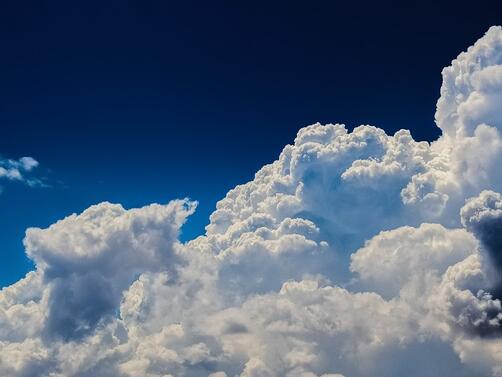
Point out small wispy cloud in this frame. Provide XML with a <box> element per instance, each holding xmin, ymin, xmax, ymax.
<box><xmin>0</xmin><ymin>155</ymin><xmax>44</xmax><ymax>191</ymax></box>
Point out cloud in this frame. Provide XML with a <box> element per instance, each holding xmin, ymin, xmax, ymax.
<box><xmin>350</xmin><ymin>223</ymin><xmax>477</xmax><ymax>297</ymax></box>
<box><xmin>1</xmin><ymin>26</ymin><xmax>502</xmax><ymax>376</ymax></box>
<box><xmin>0</xmin><ymin>156</ymin><xmax>38</xmax><ymax>180</ymax></box>
<box><xmin>461</xmin><ymin>190</ymin><xmax>502</xmax><ymax>273</ymax></box>
<box><xmin>0</xmin><ymin>155</ymin><xmax>42</xmax><ymax>191</ymax></box>
<box><xmin>461</xmin><ymin>190</ymin><xmax>502</xmax><ymax>303</ymax></box>
<box><xmin>26</xmin><ymin>200</ymin><xmax>196</xmax><ymax>341</ymax></box>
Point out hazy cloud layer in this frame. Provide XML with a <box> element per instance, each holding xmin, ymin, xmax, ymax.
<box><xmin>1</xmin><ymin>26</ymin><xmax>502</xmax><ymax>376</ymax></box>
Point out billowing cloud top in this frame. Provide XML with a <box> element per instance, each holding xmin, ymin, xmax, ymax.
<box><xmin>2</xmin><ymin>26</ymin><xmax>502</xmax><ymax>377</ymax></box>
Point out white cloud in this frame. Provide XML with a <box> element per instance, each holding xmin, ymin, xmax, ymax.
<box><xmin>0</xmin><ymin>155</ymin><xmax>42</xmax><ymax>191</ymax></box>
<box><xmin>350</xmin><ymin>223</ymin><xmax>477</xmax><ymax>297</ymax></box>
<box><xmin>1</xmin><ymin>26</ymin><xmax>502</xmax><ymax>377</ymax></box>
<box><xmin>0</xmin><ymin>156</ymin><xmax>39</xmax><ymax>180</ymax></box>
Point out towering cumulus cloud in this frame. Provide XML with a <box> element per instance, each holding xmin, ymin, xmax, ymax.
<box><xmin>2</xmin><ymin>26</ymin><xmax>502</xmax><ymax>377</ymax></box>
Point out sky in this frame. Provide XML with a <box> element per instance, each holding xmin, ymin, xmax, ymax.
<box><xmin>2</xmin><ymin>2</ymin><xmax>502</xmax><ymax>376</ymax></box>
<box><xmin>2</xmin><ymin>0</ymin><xmax>501</xmax><ymax>287</ymax></box>
<box><xmin>0</xmin><ymin>6</ymin><xmax>496</xmax><ymax>274</ymax></box>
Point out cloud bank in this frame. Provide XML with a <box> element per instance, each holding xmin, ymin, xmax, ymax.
<box><xmin>2</xmin><ymin>26</ymin><xmax>502</xmax><ymax>376</ymax></box>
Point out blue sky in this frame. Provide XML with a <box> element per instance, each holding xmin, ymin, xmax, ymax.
<box><xmin>1</xmin><ymin>0</ymin><xmax>501</xmax><ymax>288</ymax></box>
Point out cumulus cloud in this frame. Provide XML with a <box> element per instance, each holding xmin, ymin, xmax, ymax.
<box><xmin>461</xmin><ymin>190</ymin><xmax>502</xmax><ymax>273</ymax></box>
<box><xmin>350</xmin><ymin>223</ymin><xmax>477</xmax><ymax>297</ymax></box>
<box><xmin>33</xmin><ymin>200</ymin><xmax>196</xmax><ymax>341</ymax></box>
<box><xmin>2</xmin><ymin>26</ymin><xmax>502</xmax><ymax>376</ymax></box>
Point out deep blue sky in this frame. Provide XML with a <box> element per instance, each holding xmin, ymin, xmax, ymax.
<box><xmin>1</xmin><ymin>0</ymin><xmax>501</xmax><ymax>287</ymax></box>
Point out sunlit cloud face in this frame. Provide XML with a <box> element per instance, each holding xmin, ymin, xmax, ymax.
<box><xmin>1</xmin><ymin>26</ymin><xmax>502</xmax><ymax>377</ymax></box>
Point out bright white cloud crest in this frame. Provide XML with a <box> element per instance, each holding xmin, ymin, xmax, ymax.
<box><xmin>2</xmin><ymin>26</ymin><xmax>502</xmax><ymax>376</ymax></box>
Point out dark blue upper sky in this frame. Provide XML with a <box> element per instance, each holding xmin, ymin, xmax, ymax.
<box><xmin>1</xmin><ymin>0</ymin><xmax>501</xmax><ymax>287</ymax></box>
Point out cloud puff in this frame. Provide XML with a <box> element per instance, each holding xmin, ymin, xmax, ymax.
<box><xmin>2</xmin><ymin>26</ymin><xmax>502</xmax><ymax>377</ymax></box>
<box><xmin>29</xmin><ymin>200</ymin><xmax>197</xmax><ymax>341</ymax></box>
<box><xmin>461</xmin><ymin>190</ymin><xmax>502</xmax><ymax>272</ymax></box>
<box><xmin>350</xmin><ymin>223</ymin><xmax>477</xmax><ymax>297</ymax></box>
<box><xmin>0</xmin><ymin>155</ymin><xmax>39</xmax><ymax>185</ymax></box>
